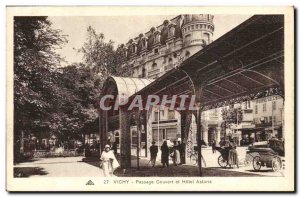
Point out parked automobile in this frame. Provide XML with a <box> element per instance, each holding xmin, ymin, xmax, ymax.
<box><xmin>244</xmin><ymin>138</ymin><xmax>284</xmax><ymax>172</ymax></box>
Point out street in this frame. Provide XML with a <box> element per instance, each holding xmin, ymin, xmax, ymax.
<box><xmin>14</xmin><ymin>147</ymin><xmax>284</xmax><ymax>178</ymax></box>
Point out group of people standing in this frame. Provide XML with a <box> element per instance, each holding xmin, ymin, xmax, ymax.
<box><xmin>150</xmin><ymin>140</ymin><xmax>185</xmax><ymax>168</ymax></box>
<box><xmin>99</xmin><ymin>137</ymin><xmax>239</xmax><ymax>177</ymax></box>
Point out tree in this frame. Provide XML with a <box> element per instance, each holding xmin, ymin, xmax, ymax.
<box><xmin>78</xmin><ymin>26</ymin><xmax>130</xmax><ymax>81</ymax></box>
<box><xmin>50</xmin><ymin>64</ymin><xmax>100</xmax><ymax>144</ymax></box>
<box><xmin>78</xmin><ymin>26</ymin><xmax>115</xmax><ymax>76</ymax></box>
<box><xmin>221</xmin><ymin>105</ymin><xmax>243</xmax><ymax>136</ymax></box>
<box><xmin>14</xmin><ymin>16</ymin><xmax>67</xmax><ymax>160</ymax></box>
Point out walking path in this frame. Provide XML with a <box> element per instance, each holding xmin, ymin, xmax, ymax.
<box><xmin>14</xmin><ymin>156</ymin><xmax>104</xmax><ymax>177</ymax></box>
<box><xmin>115</xmin><ymin>147</ymin><xmax>285</xmax><ymax>177</ymax></box>
<box><xmin>13</xmin><ymin>147</ymin><xmax>285</xmax><ymax>177</ymax></box>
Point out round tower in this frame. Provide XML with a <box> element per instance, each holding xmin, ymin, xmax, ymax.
<box><xmin>181</xmin><ymin>14</ymin><xmax>214</xmax><ymax>48</ymax></box>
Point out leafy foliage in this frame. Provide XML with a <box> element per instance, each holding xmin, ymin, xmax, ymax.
<box><xmin>78</xmin><ymin>26</ymin><xmax>131</xmax><ymax>81</ymax></box>
<box><xmin>14</xmin><ymin>17</ymin><xmax>67</xmax><ymax>141</ymax></box>
<box><xmin>221</xmin><ymin>105</ymin><xmax>243</xmax><ymax>131</ymax></box>
<box><xmin>14</xmin><ymin>19</ymin><xmax>129</xmax><ymax>159</ymax></box>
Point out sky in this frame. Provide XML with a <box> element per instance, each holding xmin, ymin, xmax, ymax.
<box><xmin>49</xmin><ymin>15</ymin><xmax>252</xmax><ymax>65</ymax></box>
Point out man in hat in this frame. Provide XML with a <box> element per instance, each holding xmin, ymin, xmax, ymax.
<box><xmin>150</xmin><ymin>141</ymin><xmax>158</xmax><ymax>167</ymax></box>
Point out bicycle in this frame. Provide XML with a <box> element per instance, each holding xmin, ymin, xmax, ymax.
<box><xmin>189</xmin><ymin>149</ymin><xmax>207</xmax><ymax>167</ymax></box>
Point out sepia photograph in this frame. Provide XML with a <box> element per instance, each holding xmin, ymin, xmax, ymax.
<box><xmin>6</xmin><ymin>6</ymin><xmax>294</xmax><ymax>192</ymax></box>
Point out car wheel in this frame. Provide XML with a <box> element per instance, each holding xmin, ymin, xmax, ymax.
<box><xmin>272</xmin><ymin>156</ymin><xmax>282</xmax><ymax>172</ymax></box>
<box><xmin>253</xmin><ymin>156</ymin><xmax>262</xmax><ymax>171</ymax></box>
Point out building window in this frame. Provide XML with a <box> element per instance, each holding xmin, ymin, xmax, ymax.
<box><xmin>263</xmin><ymin>103</ymin><xmax>266</xmax><ymax>112</ymax></box>
<box><xmin>162</xmin><ymin>129</ymin><xmax>166</xmax><ymax>139</ymax></box>
<box><xmin>184</xmin><ymin>34</ymin><xmax>191</xmax><ymax>46</ymax></box>
<box><xmin>154</xmin><ymin>111</ymin><xmax>159</xmax><ymax>121</ymax></box>
<box><xmin>272</xmin><ymin>101</ymin><xmax>276</xmax><ymax>110</ymax></box>
<box><xmin>269</xmin><ymin>116</ymin><xmax>272</xmax><ymax>123</ymax></box>
<box><xmin>154</xmin><ymin>48</ymin><xmax>159</xmax><ymax>54</ymax></box>
<box><xmin>154</xmin><ymin>110</ymin><xmax>163</xmax><ymax>121</ymax></box>
<box><xmin>142</xmin><ymin>67</ymin><xmax>146</xmax><ymax>78</ymax></box>
<box><xmin>168</xmin><ymin>110</ymin><xmax>175</xmax><ymax>120</ymax></box>
<box><xmin>273</xmin><ymin>116</ymin><xmax>276</xmax><ymax>123</ymax></box>
<box><xmin>248</xmin><ymin>100</ymin><xmax>251</xmax><ymax>108</ymax></box>
<box><xmin>160</xmin><ymin>110</ymin><xmax>164</xmax><ymax>118</ymax></box>
<box><xmin>169</xmin><ymin>26</ymin><xmax>175</xmax><ymax>37</ymax></box>
<box><xmin>255</xmin><ymin>105</ymin><xmax>258</xmax><ymax>114</ymax></box>
<box><xmin>152</xmin><ymin>62</ymin><xmax>157</xmax><ymax>70</ymax></box>
<box><xmin>203</xmin><ymin>32</ymin><xmax>210</xmax><ymax>43</ymax></box>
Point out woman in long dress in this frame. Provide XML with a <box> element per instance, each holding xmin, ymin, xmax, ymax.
<box><xmin>161</xmin><ymin>141</ymin><xmax>169</xmax><ymax>167</ymax></box>
<box><xmin>100</xmin><ymin>144</ymin><xmax>120</xmax><ymax>177</ymax></box>
<box><xmin>172</xmin><ymin>141</ymin><xmax>181</xmax><ymax>165</ymax></box>
<box><xmin>228</xmin><ymin>142</ymin><xmax>239</xmax><ymax>168</ymax></box>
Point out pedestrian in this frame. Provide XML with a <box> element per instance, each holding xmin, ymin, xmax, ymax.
<box><xmin>161</xmin><ymin>141</ymin><xmax>169</xmax><ymax>167</ymax></box>
<box><xmin>212</xmin><ymin>140</ymin><xmax>216</xmax><ymax>154</ymax></box>
<box><xmin>172</xmin><ymin>141</ymin><xmax>180</xmax><ymax>166</ymax></box>
<box><xmin>150</xmin><ymin>141</ymin><xmax>158</xmax><ymax>167</ymax></box>
<box><xmin>166</xmin><ymin>139</ymin><xmax>173</xmax><ymax>147</ymax></box>
<box><xmin>100</xmin><ymin>144</ymin><xmax>120</xmax><ymax>177</ymax></box>
<box><xmin>112</xmin><ymin>142</ymin><xmax>118</xmax><ymax>156</ymax></box>
<box><xmin>178</xmin><ymin>141</ymin><xmax>185</xmax><ymax>164</ymax></box>
<box><xmin>228</xmin><ymin>142</ymin><xmax>239</xmax><ymax>168</ymax></box>
<box><xmin>219</xmin><ymin>137</ymin><xmax>227</xmax><ymax>147</ymax></box>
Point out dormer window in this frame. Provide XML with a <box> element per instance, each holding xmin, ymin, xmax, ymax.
<box><xmin>168</xmin><ymin>23</ymin><xmax>176</xmax><ymax>38</ymax></box>
<box><xmin>154</xmin><ymin>30</ymin><xmax>161</xmax><ymax>44</ymax></box>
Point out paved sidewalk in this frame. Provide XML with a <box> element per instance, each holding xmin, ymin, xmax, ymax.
<box><xmin>14</xmin><ymin>157</ymin><xmax>104</xmax><ymax>177</ymax></box>
<box><xmin>13</xmin><ymin>147</ymin><xmax>285</xmax><ymax>177</ymax></box>
<box><xmin>114</xmin><ymin>147</ymin><xmax>285</xmax><ymax>177</ymax></box>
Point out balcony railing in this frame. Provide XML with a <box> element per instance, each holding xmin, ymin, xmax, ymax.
<box><xmin>164</xmin><ymin>64</ymin><xmax>174</xmax><ymax>72</ymax></box>
<box><xmin>165</xmin><ymin>48</ymin><xmax>172</xmax><ymax>54</ymax></box>
<box><xmin>139</xmin><ymin>58</ymin><xmax>146</xmax><ymax>64</ymax></box>
<box><xmin>148</xmin><ymin>52</ymin><xmax>160</xmax><ymax>59</ymax></box>
<box><xmin>148</xmin><ymin>68</ymin><xmax>160</xmax><ymax>77</ymax></box>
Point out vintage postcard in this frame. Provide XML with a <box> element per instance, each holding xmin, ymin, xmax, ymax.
<box><xmin>6</xmin><ymin>6</ymin><xmax>294</xmax><ymax>192</ymax></box>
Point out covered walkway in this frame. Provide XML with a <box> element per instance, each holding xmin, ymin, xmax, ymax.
<box><xmin>99</xmin><ymin>15</ymin><xmax>284</xmax><ymax>176</ymax></box>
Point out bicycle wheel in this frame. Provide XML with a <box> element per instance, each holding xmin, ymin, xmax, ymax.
<box><xmin>190</xmin><ymin>154</ymin><xmax>198</xmax><ymax>165</ymax></box>
<box><xmin>218</xmin><ymin>155</ymin><xmax>228</xmax><ymax>168</ymax></box>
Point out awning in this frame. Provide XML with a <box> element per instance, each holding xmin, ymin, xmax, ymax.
<box><xmin>128</xmin><ymin>15</ymin><xmax>284</xmax><ymax>109</ymax></box>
